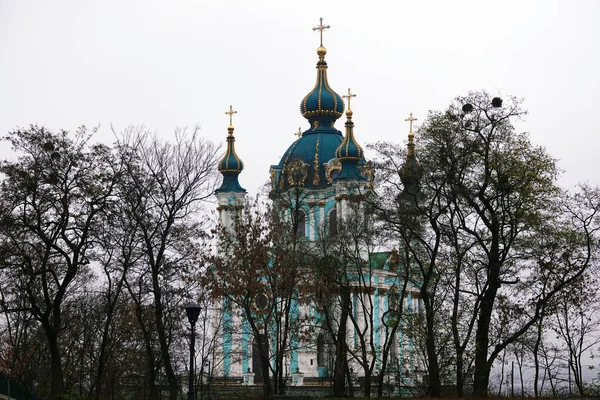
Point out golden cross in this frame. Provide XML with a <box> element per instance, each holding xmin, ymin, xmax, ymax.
<box><xmin>294</xmin><ymin>127</ymin><xmax>302</xmax><ymax>138</ymax></box>
<box><xmin>312</xmin><ymin>17</ymin><xmax>330</xmax><ymax>46</ymax></box>
<box><xmin>405</xmin><ymin>112</ymin><xmax>417</xmax><ymax>133</ymax></box>
<box><xmin>225</xmin><ymin>105</ymin><xmax>237</xmax><ymax>126</ymax></box>
<box><xmin>342</xmin><ymin>88</ymin><xmax>356</xmax><ymax>110</ymax></box>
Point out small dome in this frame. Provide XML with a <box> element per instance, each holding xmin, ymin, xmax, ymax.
<box><xmin>335</xmin><ymin>110</ymin><xmax>364</xmax><ymax>162</ymax></box>
<box><xmin>299</xmin><ymin>47</ymin><xmax>345</xmax><ymax>121</ymax></box>
<box><xmin>399</xmin><ymin>129</ymin><xmax>423</xmax><ymax>198</ymax></box>
<box><xmin>218</xmin><ymin>126</ymin><xmax>244</xmax><ymax>174</ymax></box>
<box><xmin>400</xmin><ymin>157</ymin><xmax>423</xmax><ymax>186</ymax></box>
<box><xmin>216</xmin><ymin>125</ymin><xmax>246</xmax><ymax>193</ymax></box>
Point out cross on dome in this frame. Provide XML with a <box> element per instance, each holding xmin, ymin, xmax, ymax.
<box><xmin>404</xmin><ymin>112</ymin><xmax>418</xmax><ymax>157</ymax></box>
<box><xmin>312</xmin><ymin>17</ymin><xmax>330</xmax><ymax>46</ymax></box>
<box><xmin>225</xmin><ymin>105</ymin><xmax>238</xmax><ymax>127</ymax></box>
<box><xmin>405</xmin><ymin>112</ymin><xmax>417</xmax><ymax>133</ymax></box>
<box><xmin>343</xmin><ymin>88</ymin><xmax>356</xmax><ymax>111</ymax></box>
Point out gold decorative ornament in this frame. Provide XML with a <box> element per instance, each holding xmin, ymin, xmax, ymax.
<box><xmin>313</xmin><ymin>137</ymin><xmax>321</xmax><ymax>186</ymax></box>
<box><xmin>323</xmin><ymin>158</ymin><xmax>342</xmax><ymax>184</ymax></box>
<box><xmin>294</xmin><ymin>127</ymin><xmax>303</xmax><ymax>139</ymax></box>
<box><xmin>269</xmin><ymin>166</ymin><xmax>277</xmax><ymax>188</ymax></box>
<box><xmin>286</xmin><ymin>158</ymin><xmax>309</xmax><ymax>187</ymax></box>
<box><xmin>279</xmin><ymin>140</ymin><xmax>301</xmax><ymax>188</ymax></box>
<box><xmin>360</xmin><ymin>160</ymin><xmax>375</xmax><ymax>189</ymax></box>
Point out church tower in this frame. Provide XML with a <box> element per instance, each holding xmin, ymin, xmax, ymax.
<box><xmin>215</xmin><ymin>105</ymin><xmax>246</xmax><ymax>230</ymax></box>
<box><xmin>398</xmin><ymin>113</ymin><xmax>424</xmax><ymax>207</ymax></box>
<box><xmin>213</xmin><ymin>105</ymin><xmax>246</xmax><ymax>379</ymax></box>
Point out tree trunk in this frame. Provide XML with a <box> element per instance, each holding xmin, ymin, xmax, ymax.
<box><xmin>345</xmin><ymin>362</ymin><xmax>354</xmax><ymax>398</ymax></box>
<box><xmin>533</xmin><ymin>318</ymin><xmax>543</xmax><ymax>398</ymax></box>
<box><xmin>333</xmin><ymin>287</ymin><xmax>350</xmax><ymax>397</ymax></box>
<box><xmin>260</xmin><ymin>349</ymin><xmax>273</xmax><ymax>398</ymax></box>
<box><xmin>47</xmin><ymin>329</ymin><xmax>65</xmax><ymax>400</ymax></box>
<box><xmin>473</xmin><ymin>299</ymin><xmax>493</xmax><ymax>397</ymax></box>
<box><xmin>153</xmin><ymin>272</ymin><xmax>180</xmax><ymax>400</ymax></box>
<box><xmin>377</xmin><ymin>348</ymin><xmax>389</xmax><ymax>397</ymax></box>
<box><xmin>456</xmin><ymin>348</ymin><xmax>464</xmax><ymax>398</ymax></box>
<box><xmin>92</xmin><ymin>275</ymin><xmax>125</xmax><ymax>400</ymax></box>
<box><xmin>422</xmin><ymin>288</ymin><xmax>441</xmax><ymax>397</ymax></box>
<box><xmin>472</xmin><ymin>257</ymin><xmax>501</xmax><ymax>397</ymax></box>
<box><xmin>363</xmin><ymin>369</ymin><xmax>371</xmax><ymax>398</ymax></box>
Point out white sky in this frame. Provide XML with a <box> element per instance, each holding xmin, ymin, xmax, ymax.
<box><xmin>0</xmin><ymin>0</ymin><xmax>598</xmax><ymax>196</ymax></box>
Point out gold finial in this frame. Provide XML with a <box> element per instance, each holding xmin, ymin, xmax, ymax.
<box><xmin>294</xmin><ymin>127</ymin><xmax>303</xmax><ymax>138</ymax></box>
<box><xmin>225</xmin><ymin>105</ymin><xmax>237</xmax><ymax>128</ymax></box>
<box><xmin>312</xmin><ymin>17</ymin><xmax>330</xmax><ymax>47</ymax></box>
<box><xmin>405</xmin><ymin>112</ymin><xmax>417</xmax><ymax>156</ymax></box>
<box><xmin>342</xmin><ymin>88</ymin><xmax>356</xmax><ymax>114</ymax></box>
<box><xmin>405</xmin><ymin>112</ymin><xmax>417</xmax><ymax>133</ymax></box>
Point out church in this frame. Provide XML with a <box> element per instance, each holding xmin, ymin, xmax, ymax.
<box><xmin>210</xmin><ymin>19</ymin><xmax>423</xmax><ymax>392</ymax></box>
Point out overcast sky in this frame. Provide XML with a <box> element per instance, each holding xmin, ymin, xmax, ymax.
<box><xmin>1</xmin><ymin>0</ymin><xmax>598</xmax><ymax>196</ymax></box>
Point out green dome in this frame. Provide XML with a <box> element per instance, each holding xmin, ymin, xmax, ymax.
<box><xmin>399</xmin><ymin>132</ymin><xmax>423</xmax><ymax>198</ymax></box>
<box><xmin>273</xmin><ymin>124</ymin><xmax>344</xmax><ymax>190</ymax></box>
<box><xmin>335</xmin><ymin>110</ymin><xmax>364</xmax><ymax>162</ymax></box>
<box><xmin>216</xmin><ymin>125</ymin><xmax>245</xmax><ymax>193</ymax></box>
<box><xmin>299</xmin><ymin>46</ymin><xmax>345</xmax><ymax>122</ymax></box>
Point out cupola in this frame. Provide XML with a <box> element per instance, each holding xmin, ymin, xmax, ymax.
<box><xmin>216</xmin><ymin>105</ymin><xmax>246</xmax><ymax>193</ymax></box>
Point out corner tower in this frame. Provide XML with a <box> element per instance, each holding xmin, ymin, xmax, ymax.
<box><xmin>398</xmin><ymin>113</ymin><xmax>423</xmax><ymax>205</ymax></box>
<box><xmin>215</xmin><ymin>105</ymin><xmax>246</xmax><ymax>230</ymax></box>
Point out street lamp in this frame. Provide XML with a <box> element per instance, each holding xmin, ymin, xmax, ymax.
<box><xmin>185</xmin><ymin>303</ymin><xmax>202</xmax><ymax>400</ymax></box>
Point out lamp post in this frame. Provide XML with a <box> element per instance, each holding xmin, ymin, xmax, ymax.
<box><xmin>185</xmin><ymin>303</ymin><xmax>202</xmax><ymax>400</ymax></box>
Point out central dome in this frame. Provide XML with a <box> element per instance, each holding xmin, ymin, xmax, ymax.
<box><xmin>270</xmin><ymin>44</ymin><xmax>349</xmax><ymax>191</ymax></box>
<box><xmin>274</xmin><ymin>127</ymin><xmax>344</xmax><ymax>190</ymax></box>
<box><xmin>299</xmin><ymin>46</ymin><xmax>345</xmax><ymax>121</ymax></box>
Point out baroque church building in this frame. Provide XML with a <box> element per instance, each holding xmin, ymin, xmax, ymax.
<box><xmin>211</xmin><ymin>20</ymin><xmax>423</xmax><ymax>391</ymax></box>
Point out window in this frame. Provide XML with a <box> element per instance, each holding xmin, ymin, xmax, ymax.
<box><xmin>317</xmin><ymin>333</ymin><xmax>326</xmax><ymax>366</ymax></box>
<box><xmin>328</xmin><ymin>208</ymin><xmax>337</xmax><ymax>236</ymax></box>
<box><xmin>255</xmin><ymin>293</ymin><xmax>268</xmax><ymax>310</ymax></box>
<box><xmin>389</xmin><ymin>287</ymin><xmax>399</xmax><ymax>311</ymax></box>
<box><xmin>295</xmin><ymin>210</ymin><xmax>306</xmax><ymax>238</ymax></box>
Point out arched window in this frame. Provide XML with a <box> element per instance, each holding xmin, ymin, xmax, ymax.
<box><xmin>317</xmin><ymin>333</ymin><xmax>326</xmax><ymax>367</ymax></box>
<box><xmin>295</xmin><ymin>210</ymin><xmax>306</xmax><ymax>238</ymax></box>
<box><xmin>389</xmin><ymin>286</ymin><xmax>399</xmax><ymax>311</ymax></box>
<box><xmin>328</xmin><ymin>208</ymin><xmax>337</xmax><ymax>236</ymax></box>
<box><xmin>363</xmin><ymin>211</ymin><xmax>370</xmax><ymax>233</ymax></box>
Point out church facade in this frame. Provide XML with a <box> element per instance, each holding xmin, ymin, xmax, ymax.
<box><xmin>210</xmin><ymin>20</ymin><xmax>423</xmax><ymax>390</ymax></box>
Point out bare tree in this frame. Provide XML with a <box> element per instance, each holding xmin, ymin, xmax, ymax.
<box><xmin>552</xmin><ymin>273</ymin><xmax>600</xmax><ymax>396</ymax></box>
<box><xmin>115</xmin><ymin>126</ymin><xmax>219</xmax><ymax>400</ymax></box>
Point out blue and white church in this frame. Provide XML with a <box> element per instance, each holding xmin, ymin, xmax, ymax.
<box><xmin>211</xmin><ymin>20</ymin><xmax>423</xmax><ymax>387</ymax></box>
